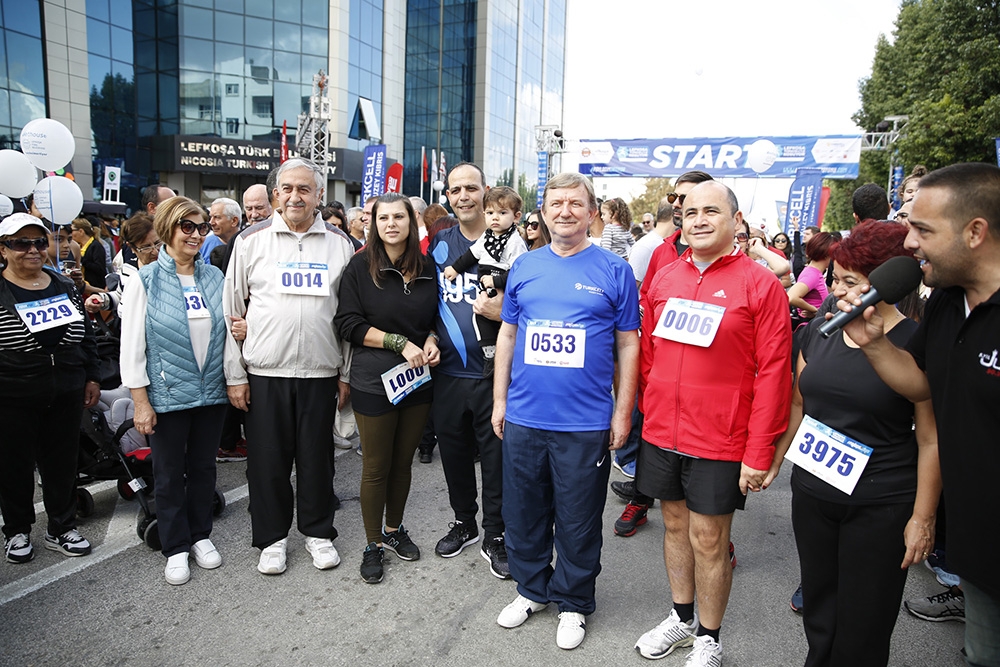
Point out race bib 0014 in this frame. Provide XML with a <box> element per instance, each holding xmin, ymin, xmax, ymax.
<box><xmin>652</xmin><ymin>298</ymin><xmax>725</xmax><ymax>348</ymax></box>
<box><xmin>784</xmin><ymin>415</ymin><xmax>873</xmax><ymax>496</ymax></box>
<box><xmin>523</xmin><ymin>320</ymin><xmax>586</xmax><ymax>368</ymax></box>
<box><xmin>276</xmin><ymin>262</ymin><xmax>329</xmax><ymax>296</ymax></box>
<box><xmin>15</xmin><ymin>292</ymin><xmax>83</xmax><ymax>333</ymax></box>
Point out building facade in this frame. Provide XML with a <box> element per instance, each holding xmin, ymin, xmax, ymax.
<box><xmin>7</xmin><ymin>0</ymin><xmax>563</xmax><ymax>211</ymax></box>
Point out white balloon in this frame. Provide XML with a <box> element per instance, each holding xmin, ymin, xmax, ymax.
<box><xmin>20</xmin><ymin>118</ymin><xmax>76</xmax><ymax>172</ymax></box>
<box><xmin>33</xmin><ymin>176</ymin><xmax>83</xmax><ymax>225</ymax></box>
<box><xmin>0</xmin><ymin>195</ymin><xmax>12</xmax><ymax>217</ymax></box>
<box><xmin>0</xmin><ymin>149</ymin><xmax>39</xmax><ymax>198</ymax></box>
<box><xmin>746</xmin><ymin>139</ymin><xmax>779</xmax><ymax>174</ymax></box>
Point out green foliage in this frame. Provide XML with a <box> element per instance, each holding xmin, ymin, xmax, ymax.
<box><xmin>516</xmin><ymin>172</ymin><xmax>538</xmax><ymax>213</ymax></box>
<box><xmin>628</xmin><ymin>178</ymin><xmax>674</xmax><ymax>221</ymax></box>
<box><xmin>822</xmin><ymin>152</ymin><xmax>890</xmax><ymax>231</ymax></box>
<box><xmin>856</xmin><ymin>0</ymin><xmax>1000</xmax><ymax>180</ymax></box>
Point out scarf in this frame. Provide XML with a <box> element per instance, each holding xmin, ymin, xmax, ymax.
<box><xmin>483</xmin><ymin>225</ymin><xmax>517</xmax><ymax>263</ymax></box>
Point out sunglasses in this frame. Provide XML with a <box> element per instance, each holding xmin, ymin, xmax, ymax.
<box><xmin>774</xmin><ymin>237</ymin><xmax>788</xmax><ymax>243</ymax></box>
<box><xmin>735</xmin><ymin>233</ymin><xmax>749</xmax><ymax>241</ymax></box>
<box><xmin>526</xmin><ymin>221</ymin><xmax>540</xmax><ymax>230</ymax></box>
<box><xmin>3</xmin><ymin>237</ymin><xmax>49</xmax><ymax>252</ymax></box>
<box><xmin>666</xmin><ymin>193</ymin><xmax>686</xmax><ymax>206</ymax></box>
<box><xmin>135</xmin><ymin>240</ymin><xmax>164</xmax><ymax>254</ymax></box>
<box><xmin>178</xmin><ymin>219</ymin><xmax>211</xmax><ymax>236</ymax></box>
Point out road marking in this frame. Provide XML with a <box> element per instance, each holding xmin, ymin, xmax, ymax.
<box><xmin>0</xmin><ymin>483</ymin><xmax>250</xmax><ymax>608</ymax></box>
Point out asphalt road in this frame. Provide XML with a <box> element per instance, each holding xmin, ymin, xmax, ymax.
<box><xmin>0</xmin><ymin>440</ymin><xmax>965</xmax><ymax>666</ymax></box>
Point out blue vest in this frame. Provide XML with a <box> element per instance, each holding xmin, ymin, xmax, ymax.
<box><xmin>139</xmin><ymin>251</ymin><xmax>228</xmax><ymax>413</ymax></box>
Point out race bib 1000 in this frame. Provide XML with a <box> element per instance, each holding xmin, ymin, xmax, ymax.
<box><xmin>381</xmin><ymin>361</ymin><xmax>431</xmax><ymax>405</ymax></box>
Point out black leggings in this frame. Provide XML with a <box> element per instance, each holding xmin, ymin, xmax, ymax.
<box><xmin>355</xmin><ymin>403</ymin><xmax>431</xmax><ymax>544</ymax></box>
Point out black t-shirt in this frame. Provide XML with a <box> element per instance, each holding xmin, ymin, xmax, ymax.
<box><xmin>792</xmin><ymin>317</ymin><xmax>919</xmax><ymax>505</ymax></box>
<box><xmin>7</xmin><ymin>280</ymin><xmax>71</xmax><ymax>351</ymax></box>
<box><xmin>905</xmin><ymin>286</ymin><xmax>1000</xmax><ymax>599</ymax></box>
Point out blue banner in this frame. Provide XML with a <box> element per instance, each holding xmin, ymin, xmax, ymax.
<box><xmin>891</xmin><ymin>164</ymin><xmax>904</xmax><ymax>209</ymax></box>
<box><xmin>536</xmin><ymin>151</ymin><xmax>548</xmax><ymax>210</ymax></box>
<box><xmin>574</xmin><ymin>136</ymin><xmax>861</xmax><ymax>180</ymax></box>
<box><xmin>783</xmin><ymin>169</ymin><xmax>825</xmax><ymax>236</ymax></box>
<box><xmin>995</xmin><ymin>138</ymin><xmax>1000</xmax><ymax>166</ymax></box>
<box><xmin>362</xmin><ymin>144</ymin><xmax>387</xmax><ymax>201</ymax></box>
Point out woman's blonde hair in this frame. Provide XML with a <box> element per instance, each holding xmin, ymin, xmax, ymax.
<box><xmin>153</xmin><ymin>196</ymin><xmax>203</xmax><ymax>249</ymax></box>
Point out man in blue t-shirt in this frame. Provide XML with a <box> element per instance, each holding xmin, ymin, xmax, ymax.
<box><xmin>426</xmin><ymin>162</ymin><xmax>509</xmax><ymax>580</ymax></box>
<box><xmin>491</xmin><ymin>172</ymin><xmax>640</xmax><ymax>650</ymax></box>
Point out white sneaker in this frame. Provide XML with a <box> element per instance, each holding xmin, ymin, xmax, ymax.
<box><xmin>556</xmin><ymin>611</ymin><xmax>586</xmax><ymax>650</ymax></box>
<box><xmin>304</xmin><ymin>536</ymin><xmax>341</xmax><ymax>570</ymax></box>
<box><xmin>190</xmin><ymin>539</ymin><xmax>222</xmax><ymax>569</ymax></box>
<box><xmin>635</xmin><ymin>609</ymin><xmax>698</xmax><ymax>659</ymax></box>
<box><xmin>497</xmin><ymin>593</ymin><xmax>548</xmax><ymax>628</ymax></box>
<box><xmin>685</xmin><ymin>635</ymin><xmax>722</xmax><ymax>666</ymax></box>
<box><xmin>257</xmin><ymin>538</ymin><xmax>287</xmax><ymax>575</ymax></box>
<box><xmin>165</xmin><ymin>552</ymin><xmax>190</xmax><ymax>585</ymax></box>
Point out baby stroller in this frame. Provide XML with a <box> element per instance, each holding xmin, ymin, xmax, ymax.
<box><xmin>76</xmin><ymin>402</ymin><xmax>227</xmax><ymax>550</ymax></box>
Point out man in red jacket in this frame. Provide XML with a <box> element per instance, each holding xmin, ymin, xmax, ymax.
<box><xmin>633</xmin><ymin>181</ymin><xmax>791</xmax><ymax>665</ymax></box>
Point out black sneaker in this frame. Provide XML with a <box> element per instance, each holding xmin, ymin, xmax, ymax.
<box><xmin>5</xmin><ymin>533</ymin><xmax>34</xmax><ymax>564</ymax></box>
<box><xmin>481</xmin><ymin>535</ymin><xmax>511</xmax><ymax>579</ymax></box>
<box><xmin>435</xmin><ymin>521</ymin><xmax>480</xmax><ymax>557</ymax></box>
<box><xmin>44</xmin><ymin>529</ymin><xmax>91</xmax><ymax>557</ymax></box>
<box><xmin>610</xmin><ymin>480</ymin><xmax>635</xmax><ymax>502</ymax></box>
<box><xmin>614</xmin><ymin>502</ymin><xmax>649</xmax><ymax>537</ymax></box>
<box><xmin>361</xmin><ymin>542</ymin><xmax>384</xmax><ymax>583</ymax></box>
<box><xmin>418</xmin><ymin>449</ymin><xmax>432</xmax><ymax>464</ymax></box>
<box><xmin>382</xmin><ymin>524</ymin><xmax>420</xmax><ymax>561</ymax></box>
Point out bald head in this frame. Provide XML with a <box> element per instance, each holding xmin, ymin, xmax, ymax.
<box><xmin>243</xmin><ymin>183</ymin><xmax>273</xmax><ymax>224</ymax></box>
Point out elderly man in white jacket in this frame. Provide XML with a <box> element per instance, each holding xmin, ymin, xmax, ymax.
<box><xmin>224</xmin><ymin>158</ymin><xmax>354</xmax><ymax>576</ymax></box>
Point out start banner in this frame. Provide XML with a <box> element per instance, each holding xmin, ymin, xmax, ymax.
<box><xmin>574</xmin><ymin>136</ymin><xmax>861</xmax><ymax>180</ymax></box>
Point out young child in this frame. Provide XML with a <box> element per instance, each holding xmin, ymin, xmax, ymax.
<box><xmin>600</xmin><ymin>197</ymin><xmax>634</xmax><ymax>258</ymax></box>
<box><xmin>443</xmin><ymin>186</ymin><xmax>528</xmax><ymax>376</ymax></box>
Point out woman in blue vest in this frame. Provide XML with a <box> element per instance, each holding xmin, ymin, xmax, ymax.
<box><xmin>121</xmin><ymin>196</ymin><xmax>229</xmax><ymax>586</ymax></box>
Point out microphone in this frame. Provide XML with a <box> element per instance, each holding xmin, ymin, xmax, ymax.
<box><xmin>818</xmin><ymin>255</ymin><xmax>923</xmax><ymax>339</ymax></box>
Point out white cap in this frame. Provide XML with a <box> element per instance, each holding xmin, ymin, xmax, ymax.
<box><xmin>0</xmin><ymin>212</ymin><xmax>48</xmax><ymax>237</ymax></box>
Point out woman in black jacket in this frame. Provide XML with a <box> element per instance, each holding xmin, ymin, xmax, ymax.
<box><xmin>0</xmin><ymin>213</ymin><xmax>101</xmax><ymax>564</ymax></box>
<box><xmin>335</xmin><ymin>193</ymin><xmax>439</xmax><ymax>584</ymax></box>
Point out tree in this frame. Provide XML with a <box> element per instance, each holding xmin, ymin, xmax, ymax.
<box><xmin>855</xmin><ymin>0</ymin><xmax>1000</xmax><ymax>176</ymax></box>
<box><xmin>627</xmin><ymin>178</ymin><xmax>674</xmax><ymax>221</ymax></box>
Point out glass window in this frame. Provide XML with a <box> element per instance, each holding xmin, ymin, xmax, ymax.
<box><xmin>301</xmin><ymin>25</ymin><xmax>327</xmax><ymax>56</ymax></box>
<box><xmin>180</xmin><ymin>37</ymin><xmax>213</xmax><ymax>72</ymax></box>
<box><xmin>301</xmin><ymin>55</ymin><xmax>325</xmax><ymax>83</ymax></box>
<box><xmin>0</xmin><ymin>89</ymin><xmax>9</xmax><ymax>128</ymax></box>
<box><xmin>2</xmin><ymin>0</ymin><xmax>41</xmax><ymax>36</ymax></box>
<box><xmin>245</xmin><ymin>16</ymin><xmax>272</xmax><ymax>49</ymax></box>
<box><xmin>7</xmin><ymin>33</ymin><xmax>45</xmax><ymax>97</ymax></box>
<box><xmin>86</xmin><ymin>0</ymin><xmax>109</xmax><ymax>23</ymax></box>
<box><xmin>273</xmin><ymin>51</ymin><xmax>300</xmax><ymax>83</ymax></box>
<box><xmin>86</xmin><ymin>17</ymin><xmax>111</xmax><ymax>58</ymax></box>
<box><xmin>179</xmin><ymin>6</ymin><xmax>213</xmax><ymax>40</ymax></box>
<box><xmin>111</xmin><ymin>60</ymin><xmax>134</xmax><ymax>87</ymax></box>
<box><xmin>215</xmin><ymin>0</ymin><xmax>242</xmax><ymax>13</ymax></box>
<box><xmin>108</xmin><ymin>0</ymin><xmax>132</xmax><ymax>28</ymax></box>
<box><xmin>215</xmin><ymin>42</ymin><xmax>243</xmax><ymax>74</ymax></box>
<box><xmin>215</xmin><ymin>11</ymin><xmax>243</xmax><ymax>44</ymax></box>
<box><xmin>273</xmin><ymin>22</ymin><xmax>300</xmax><ymax>53</ymax></box>
<box><xmin>9</xmin><ymin>91</ymin><xmax>45</xmax><ymax>130</ymax></box>
<box><xmin>0</xmin><ymin>28</ymin><xmax>6</xmax><ymax>88</ymax></box>
<box><xmin>111</xmin><ymin>25</ymin><xmax>132</xmax><ymax>63</ymax></box>
<box><xmin>275</xmin><ymin>0</ymin><xmax>301</xmax><ymax>23</ymax></box>
<box><xmin>273</xmin><ymin>81</ymin><xmax>299</xmax><ymax>126</ymax></box>
<box><xmin>245</xmin><ymin>0</ymin><xmax>271</xmax><ymax>18</ymax></box>
<box><xmin>302</xmin><ymin>0</ymin><xmax>326</xmax><ymax>22</ymax></box>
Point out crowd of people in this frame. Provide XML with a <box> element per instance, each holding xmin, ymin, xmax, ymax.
<box><xmin>0</xmin><ymin>156</ymin><xmax>997</xmax><ymax>666</ymax></box>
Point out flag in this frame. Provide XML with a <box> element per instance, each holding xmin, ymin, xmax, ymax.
<box><xmin>440</xmin><ymin>151</ymin><xmax>446</xmax><ymax>181</ymax></box>
<box><xmin>280</xmin><ymin>120</ymin><xmax>288</xmax><ymax>163</ymax></box>
<box><xmin>421</xmin><ymin>146</ymin><xmax>428</xmax><ymax>183</ymax></box>
<box><xmin>386</xmin><ymin>163</ymin><xmax>403</xmax><ymax>193</ymax></box>
<box><xmin>430</xmin><ymin>149</ymin><xmax>438</xmax><ymax>183</ymax></box>
<box><xmin>783</xmin><ymin>168</ymin><xmax>824</xmax><ymax>236</ymax></box>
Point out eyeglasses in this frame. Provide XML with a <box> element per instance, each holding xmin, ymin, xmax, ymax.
<box><xmin>2</xmin><ymin>237</ymin><xmax>49</xmax><ymax>252</ymax></box>
<box><xmin>735</xmin><ymin>233</ymin><xmax>749</xmax><ymax>241</ymax></box>
<box><xmin>526</xmin><ymin>221</ymin><xmax>540</xmax><ymax>230</ymax></box>
<box><xmin>135</xmin><ymin>240</ymin><xmax>164</xmax><ymax>254</ymax></box>
<box><xmin>178</xmin><ymin>219</ymin><xmax>211</xmax><ymax>236</ymax></box>
<box><xmin>666</xmin><ymin>193</ymin><xmax>686</xmax><ymax>206</ymax></box>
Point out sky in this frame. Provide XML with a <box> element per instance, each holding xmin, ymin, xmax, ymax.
<box><xmin>560</xmin><ymin>0</ymin><xmax>905</xmax><ymax>230</ymax></box>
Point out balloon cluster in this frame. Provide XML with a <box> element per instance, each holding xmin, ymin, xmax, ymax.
<box><xmin>0</xmin><ymin>118</ymin><xmax>83</xmax><ymax>225</ymax></box>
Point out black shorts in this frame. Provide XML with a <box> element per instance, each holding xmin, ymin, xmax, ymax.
<box><xmin>635</xmin><ymin>439</ymin><xmax>746</xmax><ymax>515</ymax></box>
